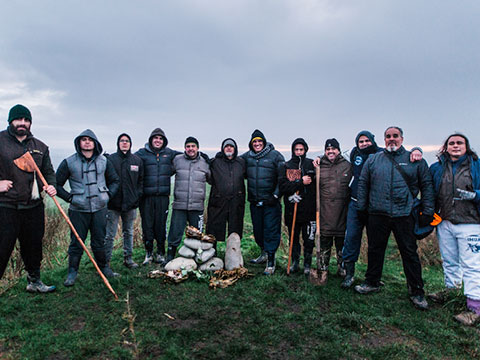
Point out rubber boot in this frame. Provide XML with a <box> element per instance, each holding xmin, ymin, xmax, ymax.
<box><xmin>64</xmin><ymin>255</ymin><xmax>81</xmax><ymax>287</ymax></box>
<box><xmin>318</xmin><ymin>250</ymin><xmax>330</xmax><ymax>286</ymax></box>
<box><xmin>165</xmin><ymin>245</ymin><xmax>178</xmax><ymax>264</ymax></box>
<box><xmin>26</xmin><ymin>270</ymin><xmax>56</xmax><ymax>293</ymax></box>
<box><xmin>101</xmin><ymin>264</ymin><xmax>120</xmax><ymax>278</ymax></box>
<box><xmin>303</xmin><ymin>250</ymin><xmax>312</xmax><ymax>276</ymax></box>
<box><xmin>341</xmin><ymin>261</ymin><xmax>355</xmax><ymax>289</ymax></box>
<box><xmin>336</xmin><ymin>251</ymin><xmax>346</xmax><ymax>277</ymax></box>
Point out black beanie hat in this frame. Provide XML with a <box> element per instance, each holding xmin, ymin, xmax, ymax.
<box><xmin>185</xmin><ymin>136</ymin><xmax>199</xmax><ymax>147</ymax></box>
<box><xmin>8</xmin><ymin>104</ymin><xmax>32</xmax><ymax>123</ymax></box>
<box><xmin>325</xmin><ymin>138</ymin><xmax>340</xmax><ymax>151</ymax></box>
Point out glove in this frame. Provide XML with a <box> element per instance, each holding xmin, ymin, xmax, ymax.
<box><xmin>357</xmin><ymin>210</ymin><xmax>368</xmax><ymax>224</ymax></box>
<box><xmin>457</xmin><ymin>188</ymin><xmax>477</xmax><ymax>201</ymax></box>
<box><xmin>288</xmin><ymin>194</ymin><xmax>302</xmax><ymax>203</ymax></box>
<box><xmin>418</xmin><ymin>213</ymin><xmax>434</xmax><ymax>228</ymax></box>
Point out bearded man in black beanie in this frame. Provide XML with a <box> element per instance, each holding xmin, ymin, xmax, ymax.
<box><xmin>0</xmin><ymin>104</ymin><xmax>57</xmax><ymax>293</ymax></box>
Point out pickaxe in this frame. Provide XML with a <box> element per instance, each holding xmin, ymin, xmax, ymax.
<box><xmin>14</xmin><ymin>151</ymin><xmax>118</xmax><ymax>299</ymax></box>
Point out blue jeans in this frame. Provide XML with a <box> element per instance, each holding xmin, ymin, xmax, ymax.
<box><xmin>250</xmin><ymin>202</ymin><xmax>282</xmax><ymax>255</ymax></box>
<box><xmin>105</xmin><ymin>208</ymin><xmax>137</xmax><ymax>261</ymax></box>
<box><xmin>342</xmin><ymin>200</ymin><xmax>365</xmax><ymax>263</ymax></box>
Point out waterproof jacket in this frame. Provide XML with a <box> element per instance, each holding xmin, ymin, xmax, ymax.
<box><xmin>134</xmin><ymin>128</ymin><xmax>180</xmax><ymax>197</ymax></box>
<box><xmin>107</xmin><ymin>134</ymin><xmax>144</xmax><ymax>212</ymax></box>
<box><xmin>430</xmin><ymin>154</ymin><xmax>480</xmax><ymax>223</ymax></box>
<box><xmin>357</xmin><ymin>146</ymin><xmax>435</xmax><ymax>217</ymax></box>
<box><xmin>318</xmin><ymin>154</ymin><xmax>352</xmax><ymax>236</ymax></box>
<box><xmin>241</xmin><ymin>130</ymin><xmax>285</xmax><ymax>205</ymax></box>
<box><xmin>56</xmin><ymin>129</ymin><xmax>120</xmax><ymax>213</ymax></box>
<box><xmin>279</xmin><ymin>138</ymin><xmax>316</xmax><ymax>223</ymax></box>
<box><xmin>172</xmin><ymin>152</ymin><xmax>211</xmax><ymax>211</ymax></box>
<box><xmin>0</xmin><ymin>126</ymin><xmax>56</xmax><ymax>208</ymax></box>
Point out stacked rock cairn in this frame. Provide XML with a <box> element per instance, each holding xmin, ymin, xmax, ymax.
<box><xmin>164</xmin><ymin>226</ymin><xmax>224</xmax><ymax>272</ymax></box>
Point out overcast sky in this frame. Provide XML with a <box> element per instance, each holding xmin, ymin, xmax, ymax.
<box><xmin>1</xmin><ymin>1</ymin><xmax>479</xmax><ymax>166</ymax></box>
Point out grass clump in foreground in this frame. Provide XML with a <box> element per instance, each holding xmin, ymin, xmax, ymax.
<box><xmin>1</xmin><ymin>209</ymin><xmax>480</xmax><ymax>359</ymax></box>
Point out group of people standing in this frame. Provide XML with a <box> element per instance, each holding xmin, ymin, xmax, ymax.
<box><xmin>1</xmin><ymin>104</ymin><xmax>480</xmax><ymax>326</ymax></box>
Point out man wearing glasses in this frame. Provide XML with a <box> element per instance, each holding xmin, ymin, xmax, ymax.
<box><xmin>355</xmin><ymin>126</ymin><xmax>435</xmax><ymax>310</ymax></box>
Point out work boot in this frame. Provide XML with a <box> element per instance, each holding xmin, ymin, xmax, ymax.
<box><xmin>142</xmin><ymin>251</ymin><xmax>154</xmax><ymax>266</ymax></box>
<box><xmin>64</xmin><ymin>256</ymin><xmax>81</xmax><ymax>287</ymax></box>
<box><xmin>250</xmin><ymin>250</ymin><xmax>267</xmax><ymax>264</ymax></box>
<box><xmin>303</xmin><ymin>251</ymin><xmax>312</xmax><ymax>276</ymax></box>
<box><xmin>166</xmin><ymin>245</ymin><xmax>177</xmax><ymax>264</ymax></box>
<box><xmin>124</xmin><ymin>256</ymin><xmax>139</xmax><ymax>269</ymax></box>
<box><xmin>341</xmin><ymin>262</ymin><xmax>355</xmax><ymax>289</ymax></box>
<box><xmin>101</xmin><ymin>266</ymin><xmax>120</xmax><ymax>278</ymax></box>
<box><xmin>410</xmin><ymin>295</ymin><xmax>429</xmax><ymax>311</ymax></box>
<box><xmin>354</xmin><ymin>282</ymin><xmax>381</xmax><ymax>295</ymax></box>
<box><xmin>263</xmin><ymin>253</ymin><xmax>276</xmax><ymax>275</ymax></box>
<box><xmin>427</xmin><ymin>288</ymin><xmax>458</xmax><ymax>304</ymax></box>
<box><xmin>26</xmin><ymin>272</ymin><xmax>56</xmax><ymax>293</ymax></box>
<box><xmin>454</xmin><ymin>311</ymin><xmax>480</xmax><ymax>326</ymax></box>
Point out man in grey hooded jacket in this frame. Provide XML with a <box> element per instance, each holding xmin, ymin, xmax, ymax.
<box><xmin>56</xmin><ymin>129</ymin><xmax>120</xmax><ymax>287</ymax></box>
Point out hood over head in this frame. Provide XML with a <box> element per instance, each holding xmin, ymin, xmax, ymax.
<box><xmin>148</xmin><ymin>128</ymin><xmax>168</xmax><ymax>150</ymax></box>
<box><xmin>117</xmin><ymin>133</ymin><xmax>132</xmax><ymax>153</ymax></box>
<box><xmin>291</xmin><ymin>138</ymin><xmax>309</xmax><ymax>156</ymax></box>
<box><xmin>220</xmin><ymin>138</ymin><xmax>238</xmax><ymax>158</ymax></box>
<box><xmin>248</xmin><ymin>129</ymin><xmax>267</xmax><ymax>151</ymax></box>
<box><xmin>74</xmin><ymin>129</ymin><xmax>103</xmax><ymax>156</ymax></box>
<box><xmin>355</xmin><ymin>130</ymin><xmax>378</xmax><ymax>154</ymax></box>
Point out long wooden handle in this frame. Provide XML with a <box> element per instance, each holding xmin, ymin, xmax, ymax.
<box><xmin>28</xmin><ymin>153</ymin><xmax>118</xmax><ymax>299</ymax></box>
<box><xmin>287</xmin><ymin>193</ymin><xmax>299</xmax><ymax>275</ymax></box>
<box><xmin>315</xmin><ymin>166</ymin><xmax>321</xmax><ymax>270</ymax></box>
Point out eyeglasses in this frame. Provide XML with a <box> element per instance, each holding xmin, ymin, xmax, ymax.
<box><xmin>119</xmin><ymin>139</ymin><xmax>130</xmax><ymax>143</ymax></box>
<box><xmin>385</xmin><ymin>134</ymin><xmax>400</xmax><ymax>139</ymax></box>
<box><xmin>448</xmin><ymin>141</ymin><xmax>465</xmax><ymax>146</ymax></box>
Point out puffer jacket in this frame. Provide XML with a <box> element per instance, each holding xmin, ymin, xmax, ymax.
<box><xmin>279</xmin><ymin>138</ymin><xmax>316</xmax><ymax>223</ymax></box>
<box><xmin>135</xmin><ymin>128</ymin><xmax>180</xmax><ymax>196</ymax></box>
<box><xmin>56</xmin><ymin>129</ymin><xmax>120</xmax><ymax>213</ymax></box>
<box><xmin>172</xmin><ymin>152</ymin><xmax>211</xmax><ymax>211</ymax></box>
<box><xmin>319</xmin><ymin>154</ymin><xmax>352</xmax><ymax>236</ymax></box>
<box><xmin>430</xmin><ymin>154</ymin><xmax>480</xmax><ymax>221</ymax></box>
<box><xmin>241</xmin><ymin>129</ymin><xmax>285</xmax><ymax>204</ymax></box>
<box><xmin>357</xmin><ymin>146</ymin><xmax>435</xmax><ymax>217</ymax></box>
<box><xmin>107</xmin><ymin>133</ymin><xmax>144</xmax><ymax>212</ymax></box>
<box><xmin>0</xmin><ymin>126</ymin><xmax>56</xmax><ymax>208</ymax></box>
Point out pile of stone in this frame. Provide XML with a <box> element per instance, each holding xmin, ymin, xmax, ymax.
<box><xmin>165</xmin><ymin>226</ymin><xmax>224</xmax><ymax>272</ymax></box>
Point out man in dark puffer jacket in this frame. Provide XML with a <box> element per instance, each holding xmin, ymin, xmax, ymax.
<box><xmin>279</xmin><ymin>138</ymin><xmax>316</xmax><ymax>275</ymax></box>
<box><xmin>135</xmin><ymin>128</ymin><xmax>180</xmax><ymax>265</ymax></box>
<box><xmin>207</xmin><ymin>138</ymin><xmax>246</xmax><ymax>244</ymax></box>
<box><xmin>355</xmin><ymin>126</ymin><xmax>434</xmax><ymax>310</ymax></box>
<box><xmin>241</xmin><ymin>129</ymin><xmax>285</xmax><ymax>275</ymax></box>
<box><xmin>105</xmin><ymin>133</ymin><xmax>144</xmax><ymax>269</ymax></box>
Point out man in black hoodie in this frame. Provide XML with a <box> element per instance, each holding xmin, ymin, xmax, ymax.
<box><xmin>207</xmin><ymin>138</ymin><xmax>246</xmax><ymax>243</ymax></box>
<box><xmin>135</xmin><ymin>128</ymin><xmax>180</xmax><ymax>265</ymax></box>
<box><xmin>56</xmin><ymin>129</ymin><xmax>120</xmax><ymax>286</ymax></box>
<box><xmin>105</xmin><ymin>133</ymin><xmax>144</xmax><ymax>269</ymax></box>
<box><xmin>279</xmin><ymin>138</ymin><xmax>316</xmax><ymax>275</ymax></box>
<box><xmin>241</xmin><ymin>130</ymin><xmax>285</xmax><ymax>275</ymax></box>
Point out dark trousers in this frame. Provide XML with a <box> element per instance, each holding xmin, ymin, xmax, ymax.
<box><xmin>365</xmin><ymin>214</ymin><xmax>424</xmax><ymax>296</ymax></box>
<box><xmin>250</xmin><ymin>202</ymin><xmax>282</xmax><ymax>255</ymax></box>
<box><xmin>342</xmin><ymin>200</ymin><xmax>366</xmax><ymax>263</ymax></box>
<box><xmin>0</xmin><ymin>204</ymin><xmax>44</xmax><ymax>280</ymax></box>
<box><xmin>139</xmin><ymin>195</ymin><xmax>169</xmax><ymax>254</ymax></box>
<box><xmin>286</xmin><ymin>220</ymin><xmax>315</xmax><ymax>261</ymax></box>
<box><xmin>319</xmin><ymin>235</ymin><xmax>344</xmax><ymax>270</ymax></box>
<box><xmin>207</xmin><ymin>202</ymin><xmax>245</xmax><ymax>242</ymax></box>
<box><xmin>167</xmin><ymin>209</ymin><xmax>204</xmax><ymax>247</ymax></box>
<box><xmin>67</xmin><ymin>208</ymin><xmax>108</xmax><ymax>269</ymax></box>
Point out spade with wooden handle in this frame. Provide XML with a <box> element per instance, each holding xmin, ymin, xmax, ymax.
<box><xmin>286</xmin><ymin>168</ymin><xmax>302</xmax><ymax>275</ymax></box>
<box><xmin>14</xmin><ymin>151</ymin><xmax>118</xmax><ymax>300</ymax></box>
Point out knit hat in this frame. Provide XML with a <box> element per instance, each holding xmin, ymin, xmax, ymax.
<box><xmin>185</xmin><ymin>136</ymin><xmax>199</xmax><ymax>147</ymax></box>
<box><xmin>8</xmin><ymin>104</ymin><xmax>32</xmax><ymax>123</ymax></box>
<box><xmin>249</xmin><ymin>129</ymin><xmax>267</xmax><ymax>151</ymax></box>
<box><xmin>325</xmin><ymin>138</ymin><xmax>340</xmax><ymax>151</ymax></box>
<box><xmin>222</xmin><ymin>139</ymin><xmax>236</xmax><ymax>149</ymax></box>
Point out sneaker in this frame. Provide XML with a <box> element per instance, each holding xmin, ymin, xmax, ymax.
<box><xmin>410</xmin><ymin>295</ymin><xmax>429</xmax><ymax>310</ymax></box>
<box><xmin>354</xmin><ymin>282</ymin><xmax>380</xmax><ymax>295</ymax></box>
<box><xmin>289</xmin><ymin>260</ymin><xmax>300</xmax><ymax>274</ymax></box>
<box><xmin>263</xmin><ymin>265</ymin><xmax>275</xmax><ymax>275</ymax></box>
<box><xmin>26</xmin><ymin>280</ymin><xmax>56</xmax><ymax>293</ymax></box>
<box><xmin>341</xmin><ymin>275</ymin><xmax>355</xmax><ymax>289</ymax></box>
<box><xmin>155</xmin><ymin>253</ymin><xmax>166</xmax><ymax>265</ymax></box>
<box><xmin>142</xmin><ymin>251</ymin><xmax>154</xmax><ymax>266</ymax></box>
<box><xmin>304</xmin><ymin>264</ymin><xmax>311</xmax><ymax>277</ymax></box>
<box><xmin>250</xmin><ymin>251</ymin><xmax>267</xmax><ymax>264</ymax></box>
<box><xmin>427</xmin><ymin>288</ymin><xmax>458</xmax><ymax>304</ymax></box>
<box><xmin>124</xmin><ymin>256</ymin><xmax>139</xmax><ymax>269</ymax></box>
<box><xmin>454</xmin><ymin>311</ymin><xmax>480</xmax><ymax>326</ymax></box>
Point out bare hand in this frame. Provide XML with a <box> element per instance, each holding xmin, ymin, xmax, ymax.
<box><xmin>43</xmin><ymin>185</ymin><xmax>57</xmax><ymax>197</ymax></box>
<box><xmin>410</xmin><ymin>149</ymin><xmax>423</xmax><ymax>162</ymax></box>
<box><xmin>0</xmin><ymin>180</ymin><xmax>13</xmax><ymax>193</ymax></box>
<box><xmin>302</xmin><ymin>175</ymin><xmax>312</xmax><ymax>185</ymax></box>
<box><xmin>313</xmin><ymin>157</ymin><xmax>321</xmax><ymax>167</ymax></box>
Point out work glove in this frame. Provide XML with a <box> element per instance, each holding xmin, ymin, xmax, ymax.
<box><xmin>418</xmin><ymin>213</ymin><xmax>434</xmax><ymax>228</ymax></box>
<box><xmin>288</xmin><ymin>194</ymin><xmax>302</xmax><ymax>203</ymax></box>
<box><xmin>457</xmin><ymin>188</ymin><xmax>477</xmax><ymax>201</ymax></box>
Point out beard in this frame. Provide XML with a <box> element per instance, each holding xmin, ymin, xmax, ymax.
<box><xmin>386</xmin><ymin>145</ymin><xmax>398</xmax><ymax>152</ymax></box>
<box><xmin>224</xmin><ymin>151</ymin><xmax>234</xmax><ymax>157</ymax></box>
<box><xmin>11</xmin><ymin>123</ymin><xmax>31</xmax><ymax>136</ymax></box>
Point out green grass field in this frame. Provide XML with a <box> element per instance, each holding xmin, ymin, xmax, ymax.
<box><xmin>1</xmin><ymin>203</ymin><xmax>479</xmax><ymax>359</ymax></box>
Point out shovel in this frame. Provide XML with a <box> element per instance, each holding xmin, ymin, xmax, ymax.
<box><xmin>14</xmin><ymin>151</ymin><xmax>118</xmax><ymax>299</ymax></box>
<box><xmin>309</xmin><ymin>165</ymin><xmax>324</xmax><ymax>285</ymax></box>
<box><xmin>286</xmin><ymin>169</ymin><xmax>302</xmax><ymax>275</ymax></box>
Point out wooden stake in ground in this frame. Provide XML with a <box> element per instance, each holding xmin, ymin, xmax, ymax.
<box><xmin>14</xmin><ymin>151</ymin><xmax>119</xmax><ymax>300</ymax></box>
<box><xmin>286</xmin><ymin>168</ymin><xmax>302</xmax><ymax>275</ymax></box>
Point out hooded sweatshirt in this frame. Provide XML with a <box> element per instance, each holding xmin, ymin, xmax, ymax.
<box><xmin>56</xmin><ymin>129</ymin><xmax>120</xmax><ymax>212</ymax></box>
